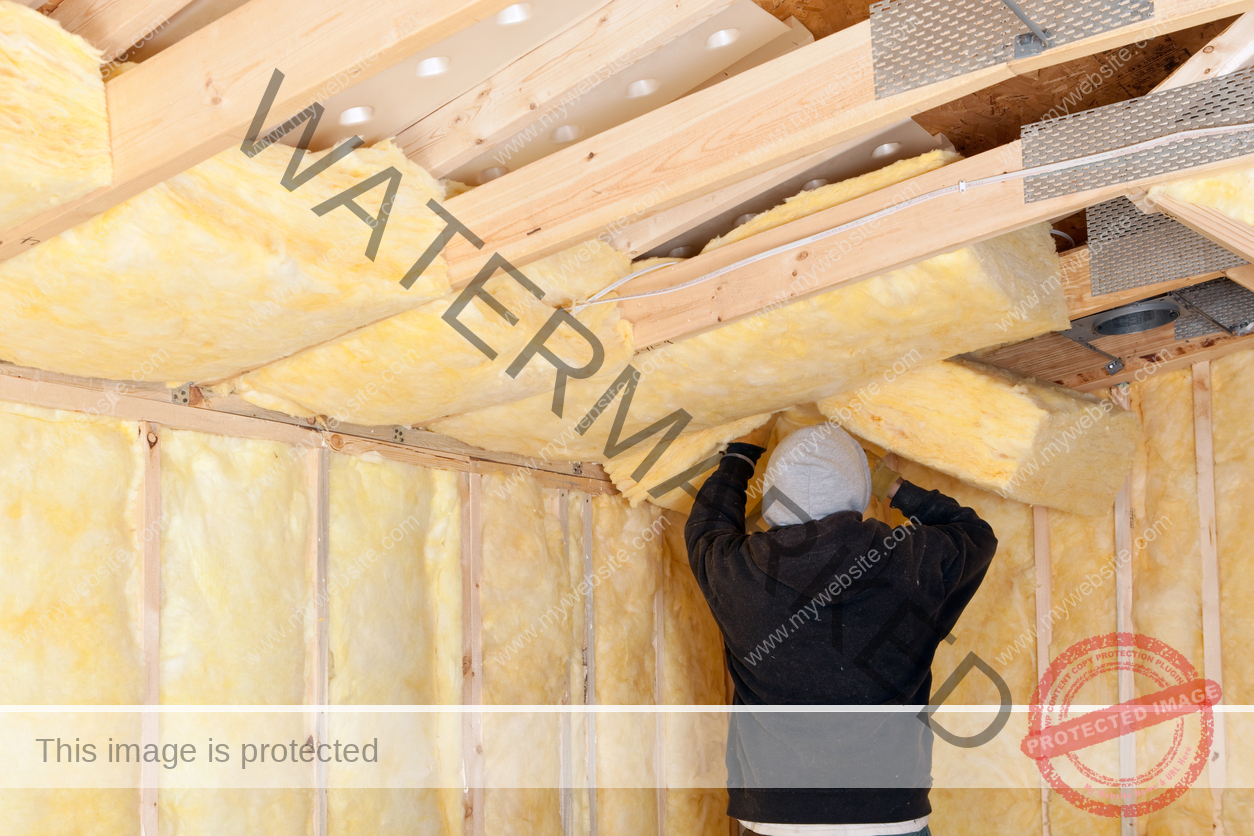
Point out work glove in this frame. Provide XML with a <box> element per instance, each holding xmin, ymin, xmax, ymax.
<box><xmin>868</xmin><ymin>455</ymin><xmax>902</xmax><ymax>502</ymax></box>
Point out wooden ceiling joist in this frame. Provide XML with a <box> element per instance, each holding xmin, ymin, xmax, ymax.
<box><xmin>437</xmin><ymin>0</ymin><xmax>1254</xmax><ymax>288</ymax></box>
<box><xmin>396</xmin><ymin>0</ymin><xmax>738</xmax><ymax>179</ymax></box>
<box><xmin>0</xmin><ymin>0</ymin><xmax>517</xmax><ymax>262</ymax></box>
<box><xmin>615</xmin><ymin>140</ymin><xmax>1254</xmax><ymax>349</ymax></box>
<box><xmin>50</xmin><ymin>0</ymin><xmax>194</xmax><ymax>62</ymax></box>
<box><xmin>1151</xmin><ymin>11</ymin><xmax>1254</xmax><ymax>93</ymax></box>
<box><xmin>978</xmin><ymin>324</ymin><xmax>1254</xmax><ymax>392</ymax></box>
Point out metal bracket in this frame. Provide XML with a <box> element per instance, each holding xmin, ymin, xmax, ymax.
<box><xmin>1014</xmin><ymin>28</ymin><xmax>1052</xmax><ymax>57</ymax></box>
<box><xmin>1173</xmin><ymin>278</ymin><xmax>1254</xmax><ymax>339</ymax></box>
<box><xmin>1000</xmin><ymin>0</ymin><xmax>1051</xmax><ymax>55</ymax></box>
<box><xmin>170</xmin><ymin>385</ymin><xmax>191</xmax><ymax>405</ymax></box>
<box><xmin>1171</xmin><ymin>291</ymin><xmax>1244</xmax><ymax>337</ymax></box>
<box><xmin>392</xmin><ymin>426</ymin><xmax>407</xmax><ymax>444</ymax></box>
<box><xmin>1060</xmin><ymin>330</ymin><xmax>1125</xmax><ymax>375</ymax></box>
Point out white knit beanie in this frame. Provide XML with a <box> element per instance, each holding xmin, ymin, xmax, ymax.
<box><xmin>760</xmin><ymin>424</ymin><xmax>871</xmax><ymax>528</ymax></box>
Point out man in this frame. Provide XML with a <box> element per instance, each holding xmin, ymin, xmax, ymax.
<box><xmin>685</xmin><ymin>418</ymin><xmax>998</xmax><ymax>836</ymax></box>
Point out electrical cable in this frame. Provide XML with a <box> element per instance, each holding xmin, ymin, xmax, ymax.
<box><xmin>570</xmin><ymin>122</ymin><xmax>1254</xmax><ymax>312</ymax></box>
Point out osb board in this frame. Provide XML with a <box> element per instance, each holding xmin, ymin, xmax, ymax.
<box><xmin>754</xmin><ymin>0</ymin><xmax>871</xmax><ymax>38</ymax></box>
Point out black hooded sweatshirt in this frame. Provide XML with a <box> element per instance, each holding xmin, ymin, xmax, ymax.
<box><xmin>684</xmin><ymin>442</ymin><xmax>998</xmax><ymax>826</ymax></box>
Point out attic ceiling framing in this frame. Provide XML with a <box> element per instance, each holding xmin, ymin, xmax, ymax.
<box><xmin>3</xmin><ymin>0</ymin><xmax>1251</xmax><ymax>270</ymax></box>
<box><xmin>0</xmin><ymin>0</ymin><xmax>521</xmax><ymax>260</ymax></box>
<box><xmin>430</xmin><ymin>0</ymin><xmax>1254</xmax><ymax>284</ymax></box>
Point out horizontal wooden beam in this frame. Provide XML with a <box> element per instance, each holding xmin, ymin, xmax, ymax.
<box><xmin>0</xmin><ymin>0</ymin><xmax>515</xmax><ymax>262</ymax></box>
<box><xmin>1059</xmin><ymin>244</ymin><xmax>1234</xmax><ymax>318</ymax></box>
<box><xmin>0</xmin><ymin>362</ymin><xmax>614</xmax><ymax>484</ymax></box>
<box><xmin>396</xmin><ymin>0</ymin><xmax>736</xmax><ymax>179</ymax></box>
<box><xmin>616</xmin><ymin>140</ymin><xmax>1254</xmax><ymax>349</ymax></box>
<box><xmin>976</xmin><ymin>325</ymin><xmax>1254</xmax><ymax>391</ymax></box>
<box><xmin>50</xmin><ymin>0</ymin><xmax>193</xmax><ymax>63</ymax></box>
<box><xmin>439</xmin><ymin>0</ymin><xmax>1254</xmax><ymax>288</ymax></box>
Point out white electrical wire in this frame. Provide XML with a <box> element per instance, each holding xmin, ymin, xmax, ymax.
<box><xmin>570</xmin><ymin>122</ymin><xmax>1254</xmax><ymax>311</ymax></box>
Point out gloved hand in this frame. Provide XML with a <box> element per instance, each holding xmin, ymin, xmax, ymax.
<box><xmin>868</xmin><ymin>455</ymin><xmax>903</xmax><ymax>502</ymax></box>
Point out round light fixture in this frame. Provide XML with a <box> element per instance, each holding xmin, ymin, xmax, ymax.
<box><xmin>416</xmin><ymin>56</ymin><xmax>450</xmax><ymax>77</ymax></box>
<box><xmin>871</xmin><ymin>142</ymin><xmax>903</xmax><ymax>158</ymax></box>
<box><xmin>733</xmin><ymin>213</ymin><xmax>758</xmax><ymax>228</ymax></box>
<box><xmin>706</xmin><ymin>28</ymin><xmax>740</xmax><ymax>49</ymax></box>
<box><xmin>497</xmin><ymin>3</ymin><xmax>532</xmax><ymax>25</ymax></box>
<box><xmin>478</xmin><ymin>166</ymin><xmax>509</xmax><ymax>184</ymax></box>
<box><xmin>626</xmin><ymin>78</ymin><xmax>660</xmax><ymax>98</ymax></box>
<box><xmin>338</xmin><ymin>106</ymin><xmax>374</xmax><ymax>126</ymax></box>
<box><xmin>551</xmin><ymin>124</ymin><xmax>581</xmax><ymax>144</ymax></box>
<box><xmin>1092</xmin><ymin>299</ymin><xmax>1180</xmax><ymax>336</ymax></box>
<box><xmin>802</xmin><ymin>179</ymin><xmax>829</xmax><ymax>191</ymax></box>
<box><xmin>668</xmin><ymin>246</ymin><xmax>697</xmax><ymax>259</ymax></box>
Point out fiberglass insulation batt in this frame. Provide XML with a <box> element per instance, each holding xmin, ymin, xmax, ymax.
<box><xmin>1128</xmin><ymin>369</ymin><xmax>1213</xmax><ymax>834</ymax></box>
<box><xmin>818</xmin><ymin>359</ymin><xmax>1138</xmax><ymax>515</ymax></box>
<box><xmin>430</xmin><ymin>155</ymin><xmax>1068</xmax><ymax>474</ymax></box>
<box><xmin>0</xmin><ymin>140</ymin><xmax>450</xmax><ymax>383</ymax></box>
<box><xmin>1044</xmin><ymin>501</ymin><xmax>1119</xmax><ymax>836</ymax></box>
<box><xmin>325</xmin><ymin>453</ymin><xmax>462</xmax><ymax>836</ymax></box>
<box><xmin>0</xmin><ymin>0</ymin><xmax>110</xmax><ymax>231</ymax></box>
<box><xmin>158</xmin><ymin>430</ymin><xmax>314</xmax><ymax>835</ymax></box>
<box><xmin>0</xmin><ymin>402</ymin><xmax>143</xmax><ymax>834</ymax></box>
<box><xmin>592</xmin><ymin>496</ymin><xmax>662</xmax><ymax>836</ymax></box>
<box><xmin>1214</xmin><ymin>349</ymin><xmax>1254</xmax><ymax>835</ymax></box>
<box><xmin>659</xmin><ymin>511</ymin><xmax>730</xmax><ymax>836</ymax></box>
<box><xmin>233</xmin><ymin>241</ymin><xmax>634</xmax><ymax>425</ymax></box>
<box><xmin>1147</xmin><ymin>163</ymin><xmax>1254</xmax><ymax>226</ymax></box>
<box><xmin>479</xmin><ymin>471</ymin><xmax>581</xmax><ymax>836</ymax></box>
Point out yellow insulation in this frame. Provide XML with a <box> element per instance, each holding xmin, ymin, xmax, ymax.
<box><xmin>1128</xmin><ymin>370</ymin><xmax>1212</xmax><ymax>834</ymax></box>
<box><xmin>660</xmin><ymin>510</ymin><xmax>730</xmax><ymax>836</ymax></box>
<box><xmin>701</xmin><ymin>149</ymin><xmax>959</xmax><ymax>253</ymax></box>
<box><xmin>1148</xmin><ymin>164</ymin><xmax>1254</xmax><ymax>227</ymax></box>
<box><xmin>0</xmin><ymin>1</ymin><xmax>110</xmax><ymax>231</ymax></box>
<box><xmin>431</xmin><ymin>222</ymin><xmax>1067</xmax><ymax>462</ymax></box>
<box><xmin>1214</xmin><ymin>349</ymin><xmax>1254</xmax><ymax>835</ymax></box>
<box><xmin>0</xmin><ymin>402</ymin><xmax>143</xmax><ymax>834</ymax></box>
<box><xmin>1045</xmin><ymin>504</ymin><xmax>1120</xmax><ymax>836</ymax></box>
<box><xmin>818</xmin><ymin>358</ymin><xmax>1139</xmax><ymax>515</ymax></box>
<box><xmin>603</xmin><ymin>412</ymin><xmax>770</xmax><ymax>511</ymax></box>
<box><xmin>325</xmin><ymin>453</ymin><xmax>462</xmax><ymax>836</ymax></box>
<box><xmin>592</xmin><ymin>495</ymin><xmax>661</xmax><ymax>836</ymax></box>
<box><xmin>233</xmin><ymin>243</ymin><xmax>634</xmax><ymax>425</ymax></box>
<box><xmin>0</xmin><ymin>141</ymin><xmax>449</xmax><ymax>383</ymax></box>
<box><xmin>158</xmin><ymin>429</ymin><xmax>313</xmax><ymax>834</ymax></box>
<box><xmin>480</xmin><ymin>471</ymin><xmax>574</xmax><ymax>835</ymax></box>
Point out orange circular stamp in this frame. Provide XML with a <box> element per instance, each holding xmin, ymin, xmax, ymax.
<box><xmin>1021</xmin><ymin>632</ymin><xmax>1220</xmax><ymax>817</ymax></box>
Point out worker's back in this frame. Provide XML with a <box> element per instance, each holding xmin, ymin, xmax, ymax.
<box><xmin>684</xmin><ymin>430</ymin><xmax>997</xmax><ymax>832</ymax></box>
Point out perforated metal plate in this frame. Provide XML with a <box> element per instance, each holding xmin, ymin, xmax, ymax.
<box><xmin>1022</xmin><ymin>68</ymin><xmax>1254</xmax><ymax>201</ymax></box>
<box><xmin>1174</xmin><ymin>278</ymin><xmax>1254</xmax><ymax>339</ymax></box>
<box><xmin>1086</xmin><ymin>197</ymin><xmax>1248</xmax><ymax>295</ymax></box>
<box><xmin>869</xmin><ymin>0</ymin><xmax>1152</xmax><ymax>97</ymax></box>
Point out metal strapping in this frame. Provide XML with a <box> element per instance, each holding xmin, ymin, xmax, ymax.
<box><xmin>1087</xmin><ymin>197</ymin><xmax>1248</xmax><ymax>295</ymax></box>
<box><xmin>1022</xmin><ymin>69</ymin><xmax>1254</xmax><ymax>201</ymax></box>
<box><xmin>869</xmin><ymin>0</ymin><xmax>1151</xmax><ymax>97</ymax></box>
